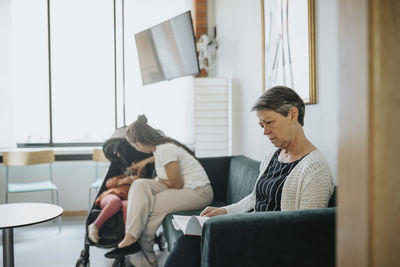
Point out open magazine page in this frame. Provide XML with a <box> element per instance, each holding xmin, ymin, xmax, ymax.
<box><xmin>172</xmin><ymin>215</ymin><xmax>210</xmax><ymax>236</ymax></box>
<box><xmin>172</xmin><ymin>215</ymin><xmax>191</xmax><ymax>232</ymax></box>
<box><xmin>193</xmin><ymin>216</ymin><xmax>208</xmax><ymax>227</ymax></box>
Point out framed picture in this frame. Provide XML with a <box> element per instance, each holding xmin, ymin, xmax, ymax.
<box><xmin>261</xmin><ymin>0</ymin><xmax>316</xmax><ymax>104</ymax></box>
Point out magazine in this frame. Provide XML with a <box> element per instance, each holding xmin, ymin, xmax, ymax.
<box><xmin>172</xmin><ymin>215</ymin><xmax>210</xmax><ymax>236</ymax></box>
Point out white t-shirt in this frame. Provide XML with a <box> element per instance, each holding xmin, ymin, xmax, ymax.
<box><xmin>153</xmin><ymin>143</ymin><xmax>210</xmax><ymax>189</ymax></box>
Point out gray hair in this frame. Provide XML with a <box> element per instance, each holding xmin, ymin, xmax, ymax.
<box><xmin>251</xmin><ymin>86</ymin><xmax>305</xmax><ymax>126</ymax></box>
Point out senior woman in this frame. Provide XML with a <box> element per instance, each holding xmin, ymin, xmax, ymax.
<box><xmin>164</xmin><ymin>85</ymin><xmax>334</xmax><ymax>267</ymax></box>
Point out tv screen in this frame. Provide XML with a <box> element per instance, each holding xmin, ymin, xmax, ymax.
<box><xmin>135</xmin><ymin>11</ymin><xmax>200</xmax><ymax>85</ymax></box>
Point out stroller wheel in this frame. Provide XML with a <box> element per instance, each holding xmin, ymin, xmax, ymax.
<box><xmin>112</xmin><ymin>257</ymin><xmax>126</xmax><ymax>267</ymax></box>
<box><xmin>76</xmin><ymin>249</ymin><xmax>90</xmax><ymax>267</ymax></box>
<box><xmin>75</xmin><ymin>257</ymin><xmax>90</xmax><ymax>267</ymax></box>
<box><xmin>155</xmin><ymin>232</ymin><xmax>165</xmax><ymax>251</ymax></box>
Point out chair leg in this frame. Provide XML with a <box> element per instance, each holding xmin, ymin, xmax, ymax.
<box><xmin>54</xmin><ymin>190</ymin><xmax>62</xmax><ymax>234</ymax></box>
<box><xmin>58</xmin><ymin>216</ymin><xmax>62</xmax><ymax>234</ymax></box>
<box><xmin>55</xmin><ymin>189</ymin><xmax>60</xmax><ymax>205</ymax></box>
<box><xmin>51</xmin><ymin>189</ymin><xmax>55</xmax><ymax>204</ymax></box>
<box><xmin>88</xmin><ymin>188</ymin><xmax>92</xmax><ymax>210</ymax></box>
<box><xmin>5</xmin><ymin>167</ymin><xmax>9</xmax><ymax>203</ymax></box>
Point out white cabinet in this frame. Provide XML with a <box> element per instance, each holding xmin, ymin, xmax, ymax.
<box><xmin>194</xmin><ymin>78</ymin><xmax>232</xmax><ymax>157</ymax></box>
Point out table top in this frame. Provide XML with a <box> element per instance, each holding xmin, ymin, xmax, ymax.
<box><xmin>0</xmin><ymin>203</ymin><xmax>63</xmax><ymax>229</ymax></box>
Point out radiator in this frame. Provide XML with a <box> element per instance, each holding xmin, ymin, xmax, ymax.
<box><xmin>194</xmin><ymin>77</ymin><xmax>232</xmax><ymax>157</ymax></box>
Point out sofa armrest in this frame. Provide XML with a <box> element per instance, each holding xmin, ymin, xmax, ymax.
<box><xmin>201</xmin><ymin>208</ymin><xmax>336</xmax><ymax>267</ymax></box>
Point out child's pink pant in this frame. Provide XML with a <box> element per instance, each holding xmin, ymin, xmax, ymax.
<box><xmin>93</xmin><ymin>194</ymin><xmax>127</xmax><ymax>228</ymax></box>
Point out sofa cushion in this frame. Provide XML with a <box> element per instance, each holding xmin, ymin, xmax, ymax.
<box><xmin>226</xmin><ymin>156</ymin><xmax>260</xmax><ymax>205</ymax></box>
<box><xmin>198</xmin><ymin>156</ymin><xmax>231</xmax><ymax>203</ymax></box>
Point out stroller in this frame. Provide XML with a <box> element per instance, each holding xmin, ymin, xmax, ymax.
<box><xmin>75</xmin><ymin>128</ymin><xmax>164</xmax><ymax>267</ymax></box>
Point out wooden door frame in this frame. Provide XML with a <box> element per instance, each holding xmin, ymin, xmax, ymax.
<box><xmin>337</xmin><ymin>0</ymin><xmax>400</xmax><ymax>266</ymax></box>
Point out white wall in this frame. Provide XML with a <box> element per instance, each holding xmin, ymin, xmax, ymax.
<box><xmin>211</xmin><ymin>0</ymin><xmax>339</xmax><ymax>181</ymax></box>
<box><xmin>306</xmin><ymin>0</ymin><xmax>339</xmax><ymax>182</ymax></box>
<box><xmin>123</xmin><ymin>0</ymin><xmax>195</xmax><ymax>144</ymax></box>
<box><xmin>0</xmin><ymin>0</ymin><xmax>16</xmax><ymax>148</ymax></box>
<box><xmin>212</xmin><ymin>0</ymin><xmax>268</xmax><ymax>158</ymax></box>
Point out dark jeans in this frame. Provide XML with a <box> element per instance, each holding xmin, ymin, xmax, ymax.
<box><xmin>164</xmin><ymin>235</ymin><xmax>201</xmax><ymax>267</ymax></box>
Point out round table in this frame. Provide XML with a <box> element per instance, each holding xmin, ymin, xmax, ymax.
<box><xmin>0</xmin><ymin>203</ymin><xmax>63</xmax><ymax>267</ymax></box>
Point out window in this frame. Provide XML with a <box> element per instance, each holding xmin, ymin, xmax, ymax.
<box><xmin>11</xmin><ymin>0</ymin><xmax>116</xmax><ymax>145</ymax></box>
<box><xmin>11</xmin><ymin>0</ymin><xmax>50</xmax><ymax>144</ymax></box>
<box><xmin>50</xmin><ymin>0</ymin><xmax>116</xmax><ymax>143</ymax></box>
<box><xmin>9</xmin><ymin>0</ymin><xmax>196</xmax><ymax>147</ymax></box>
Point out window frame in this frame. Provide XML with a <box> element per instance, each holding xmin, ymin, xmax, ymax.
<box><xmin>16</xmin><ymin>0</ymin><xmax>126</xmax><ymax>148</ymax></box>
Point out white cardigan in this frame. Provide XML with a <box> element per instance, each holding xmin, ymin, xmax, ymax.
<box><xmin>225</xmin><ymin>148</ymin><xmax>334</xmax><ymax>214</ymax></box>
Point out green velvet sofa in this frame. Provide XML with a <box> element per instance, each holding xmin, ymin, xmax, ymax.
<box><xmin>162</xmin><ymin>155</ymin><xmax>336</xmax><ymax>267</ymax></box>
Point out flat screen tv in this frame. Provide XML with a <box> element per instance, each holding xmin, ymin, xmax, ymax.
<box><xmin>135</xmin><ymin>11</ymin><xmax>200</xmax><ymax>85</ymax></box>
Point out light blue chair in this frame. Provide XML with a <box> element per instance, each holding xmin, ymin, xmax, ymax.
<box><xmin>88</xmin><ymin>148</ymin><xmax>109</xmax><ymax>209</ymax></box>
<box><xmin>3</xmin><ymin>150</ymin><xmax>61</xmax><ymax>232</ymax></box>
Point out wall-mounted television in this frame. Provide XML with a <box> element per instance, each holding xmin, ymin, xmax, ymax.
<box><xmin>135</xmin><ymin>11</ymin><xmax>200</xmax><ymax>85</ymax></box>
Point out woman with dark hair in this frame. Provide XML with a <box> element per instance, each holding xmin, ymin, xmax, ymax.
<box><xmin>164</xmin><ymin>86</ymin><xmax>334</xmax><ymax>267</ymax></box>
<box><xmin>104</xmin><ymin>115</ymin><xmax>213</xmax><ymax>267</ymax></box>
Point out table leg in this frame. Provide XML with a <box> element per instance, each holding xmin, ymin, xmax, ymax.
<box><xmin>2</xmin><ymin>228</ymin><xmax>14</xmax><ymax>267</ymax></box>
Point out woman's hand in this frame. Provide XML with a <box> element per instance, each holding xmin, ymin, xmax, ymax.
<box><xmin>127</xmin><ymin>156</ymin><xmax>154</xmax><ymax>174</ymax></box>
<box><xmin>200</xmin><ymin>206</ymin><xmax>227</xmax><ymax>217</ymax></box>
<box><xmin>117</xmin><ymin>176</ymin><xmax>138</xmax><ymax>185</ymax></box>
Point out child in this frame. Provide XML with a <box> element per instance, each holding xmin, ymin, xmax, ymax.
<box><xmin>87</xmin><ymin>168</ymin><xmax>146</xmax><ymax>243</ymax></box>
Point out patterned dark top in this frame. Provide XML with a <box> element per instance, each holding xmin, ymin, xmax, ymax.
<box><xmin>255</xmin><ymin>149</ymin><xmax>305</xmax><ymax>212</ymax></box>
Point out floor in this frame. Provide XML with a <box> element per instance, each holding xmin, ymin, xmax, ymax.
<box><xmin>0</xmin><ymin>216</ymin><xmax>169</xmax><ymax>267</ymax></box>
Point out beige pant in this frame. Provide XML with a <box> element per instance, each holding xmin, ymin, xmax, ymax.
<box><xmin>125</xmin><ymin>179</ymin><xmax>213</xmax><ymax>267</ymax></box>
